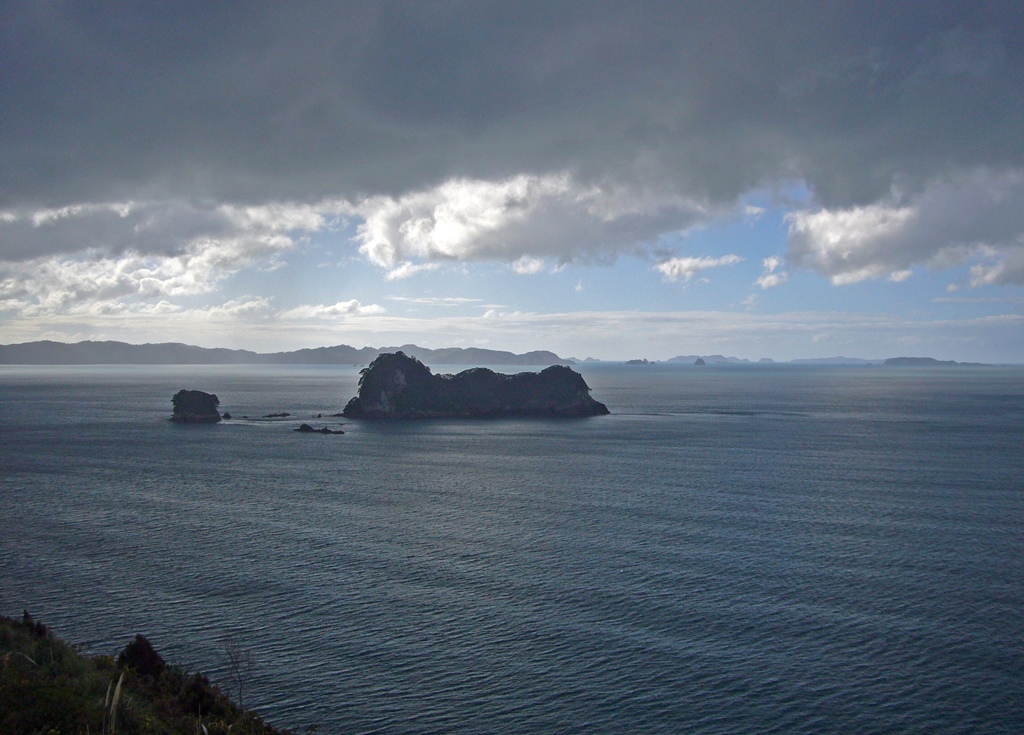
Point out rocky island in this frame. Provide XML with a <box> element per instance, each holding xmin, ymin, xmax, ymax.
<box><xmin>342</xmin><ymin>352</ymin><xmax>610</xmax><ymax>418</ymax></box>
<box><xmin>170</xmin><ymin>389</ymin><xmax>221</xmax><ymax>423</ymax></box>
<box><xmin>295</xmin><ymin>423</ymin><xmax>344</xmax><ymax>434</ymax></box>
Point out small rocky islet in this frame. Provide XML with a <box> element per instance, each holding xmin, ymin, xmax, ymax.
<box><xmin>169</xmin><ymin>389</ymin><xmax>222</xmax><ymax>423</ymax></box>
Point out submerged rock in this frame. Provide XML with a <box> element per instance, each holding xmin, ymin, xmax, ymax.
<box><xmin>170</xmin><ymin>389</ymin><xmax>221</xmax><ymax>423</ymax></box>
<box><xmin>342</xmin><ymin>351</ymin><xmax>610</xmax><ymax>419</ymax></box>
<box><xmin>295</xmin><ymin>423</ymin><xmax>344</xmax><ymax>434</ymax></box>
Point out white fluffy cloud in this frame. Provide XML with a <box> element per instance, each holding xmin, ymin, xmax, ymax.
<box><xmin>279</xmin><ymin>300</ymin><xmax>385</xmax><ymax>319</ymax></box>
<box><xmin>968</xmin><ymin>245</ymin><xmax>1024</xmax><ymax>287</ymax></box>
<box><xmin>755</xmin><ymin>256</ymin><xmax>789</xmax><ymax>289</ymax></box>
<box><xmin>512</xmin><ymin>256</ymin><xmax>546</xmax><ymax>275</ymax></box>
<box><xmin>352</xmin><ymin>174</ymin><xmax>712</xmax><ymax>269</ymax></box>
<box><xmin>1</xmin><ymin>243</ymin><xmax>279</xmax><ymax>316</ymax></box>
<box><xmin>387</xmin><ymin>296</ymin><xmax>483</xmax><ymax>306</ymax></box>
<box><xmin>2</xmin><ymin>251</ymin><xmax>208</xmax><ymax>316</ymax></box>
<box><xmin>655</xmin><ymin>254</ymin><xmax>743</xmax><ymax>283</ymax></box>
<box><xmin>206</xmin><ymin>297</ymin><xmax>275</xmax><ymax>320</ymax></box>
<box><xmin>385</xmin><ymin>262</ymin><xmax>440</xmax><ymax>281</ymax></box>
<box><xmin>0</xmin><ymin>199</ymin><xmax>343</xmax><ymax>264</ymax></box>
<box><xmin>0</xmin><ymin>198</ymin><xmax>355</xmax><ymax>315</ymax></box>
<box><xmin>786</xmin><ymin>169</ymin><xmax>1024</xmax><ymax>285</ymax></box>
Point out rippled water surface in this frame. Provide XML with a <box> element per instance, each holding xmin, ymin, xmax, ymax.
<box><xmin>2</xmin><ymin>363</ymin><xmax>1022</xmax><ymax>733</ymax></box>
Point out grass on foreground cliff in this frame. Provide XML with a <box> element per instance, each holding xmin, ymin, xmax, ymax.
<box><xmin>0</xmin><ymin>612</ymin><xmax>306</xmax><ymax>735</ymax></box>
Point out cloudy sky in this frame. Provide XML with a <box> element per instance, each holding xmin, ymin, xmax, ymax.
<box><xmin>2</xmin><ymin>2</ymin><xmax>1023</xmax><ymax>361</ymax></box>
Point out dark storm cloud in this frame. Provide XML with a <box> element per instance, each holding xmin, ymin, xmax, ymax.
<box><xmin>3</xmin><ymin>1</ymin><xmax>1021</xmax><ymax>210</ymax></box>
<box><xmin>3</xmin><ymin>1</ymin><xmax>1024</xmax><ymax>286</ymax></box>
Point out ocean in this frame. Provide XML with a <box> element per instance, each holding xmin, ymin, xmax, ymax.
<box><xmin>1</xmin><ymin>363</ymin><xmax>1022</xmax><ymax>734</ymax></box>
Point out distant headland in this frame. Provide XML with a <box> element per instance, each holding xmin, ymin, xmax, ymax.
<box><xmin>0</xmin><ymin>340</ymin><xmax>569</xmax><ymax>366</ymax></box>
<box><xmin>342</xmin><ymin>352</ymin><xmax>610</xmax><ymax>418</ymax></box>
<box><xmin>882</xmin><ymin>357</ymin><xmax>985</xmax><ymax>367</ymax></box>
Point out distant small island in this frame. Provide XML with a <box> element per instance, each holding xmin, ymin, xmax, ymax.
<box><xmin>884</xmin><ymin>357</ymin><xmax>984</xmax><ymax>367</ymax></box>
<box><xmin>170</xmin><ymin>389</ymin><xmax>221</xmax><ymax>423</ymax></box>
<box><xmin>295</xmin><ymin>423</ymin><xmax>344</xmax><ymax>434</ymax></box>
<box><xmin>342</xmin><ymin>352</ymin><xmax>610</xmax><ymax>418</ymax></box>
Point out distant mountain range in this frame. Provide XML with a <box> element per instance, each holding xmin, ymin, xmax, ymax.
<box><xmin>0</xmin><ymin>340</ymin><xmax>570</xmax><ymax>366</ymax></box>
<box><xmin>787</xmin><ymin>356</ymin><xmax>985</xmax><ymax>366</ymax></box>
<box><xmin>0</xmin><ymin>341</ymin><xmax>990</xmax><ymax>367</ymax></box>
<box><xmin>668</xmin><ymin>355</ymin><xmax>986</xmax><ymax>366</ymax></box>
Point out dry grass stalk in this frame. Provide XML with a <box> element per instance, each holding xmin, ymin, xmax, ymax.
<box><xmin>106</xmin><ymin>671</ymin><xmax>125</xmax><ymax>734</ymax></box>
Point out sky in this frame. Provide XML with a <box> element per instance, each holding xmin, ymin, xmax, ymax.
<box><xmin>2</xmin><ymin>2</ymin><xmax>1023</xmax><ymax>362</ymax></box>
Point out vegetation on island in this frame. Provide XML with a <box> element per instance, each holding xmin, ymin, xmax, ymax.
<box><xmin>170</xmin><ymin>390</ymin><xmax>221</xmax><ymax>423</ymax></box>
<box><xmin>0</xmin><ymin>612</ymin><xmax>299</xmax><ymax>734</ymax></box>
<box><xmin>342</xmin><ymin>351</ymin><xmax>610</xmax><ymax>418</ymax></box>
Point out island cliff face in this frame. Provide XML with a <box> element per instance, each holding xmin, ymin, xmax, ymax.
<box><xmin>342</xmin><ymin>352</ymin><xmax>610</xmax><ymax>418</ymax></box>
<box><xmin>170</xmin><ymin>389</ymin><xmax>221</xmax><ymax>423</ymax></box>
